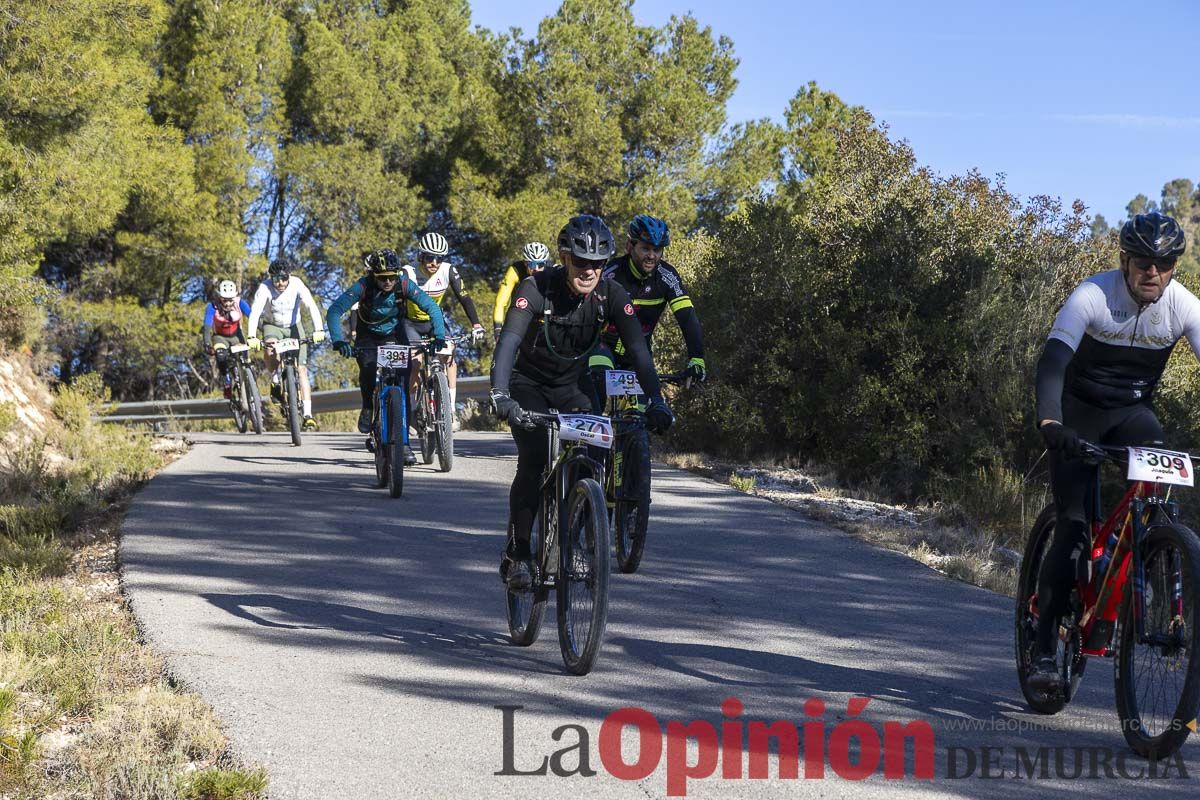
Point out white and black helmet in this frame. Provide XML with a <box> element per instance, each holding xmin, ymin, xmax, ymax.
<box><xmin>418</xmin><ymin>232</ymin><xmax>449</xmax><ymax>257</ymax></box>
<box><xmin>522</xmin><ymin>241</ymin><xmax>550</xmax><ymax>263</ymax></box>
<box><xmin>216</xmin><ymin>280</ymin><xmax>239</xmax><ymax>300</ymax></box>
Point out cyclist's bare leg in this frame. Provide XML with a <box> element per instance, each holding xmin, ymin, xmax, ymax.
<box><xmin>299</xmin><ymin>365</ymin><xmax>313</xmax><ymax>417</ymax></box>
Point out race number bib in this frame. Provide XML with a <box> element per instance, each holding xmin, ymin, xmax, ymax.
<box><xmin>274</xmin><ymin>338</ymin><xmax>300</xmax><ymax>354</ymax></box>
<box><xmin>229</xmin><ymin>344</ymin><xmax>250</xmax><ymax>354</ymax></box>
<box><xmin>605</xmin><ymin>370</ymin><xmax>642</xmax><ymax>397</ymax></box>
<box><xmin>1127</xmin><ymin>447</ymin><xmax>1194</xmax><ymax>487</ymax></box>
<box><xmin>377</xmin><ymin>344</ymin><xmax>410</xmax><ymax>369</ymax></box>
<box><xmin>557</xmin><ymin>414</ymin><xmax>614</xmax><ymax>449</ymax></box>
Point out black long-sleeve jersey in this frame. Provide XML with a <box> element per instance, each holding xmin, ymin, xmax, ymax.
<box><xmin>599</xmin><ymin>254</ymin><xmax>703</xmax><ymax>362</ymax></box>
<box><xmin>491</xmin><ymin>267</ymin><xmax>662</xmax><ymax>397</ymax></box>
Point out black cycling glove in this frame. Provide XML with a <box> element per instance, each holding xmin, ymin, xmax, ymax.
<box><xmin>490</xmin><ymin>389</ymin><xmax>526</xmax><ymax>427</ymax></box>
<box><xmin>1040</xmin><ymin>422</ymin><xmax>1080</xmax><ymax>458</ymax></box>
<box><xmin>646</xmin><ymin>396</ymin><xmax>675</xmax><ymax>435</ymax></box>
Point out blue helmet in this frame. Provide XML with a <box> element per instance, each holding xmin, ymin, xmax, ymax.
<box><xmin>627</xmin><ymin>214</ymin><xmax>670</xmax><ymax>248</ymax></box>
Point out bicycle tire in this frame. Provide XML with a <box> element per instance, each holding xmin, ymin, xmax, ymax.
<box><xmin>557</xmin><ymin>478</ymin><xmax>610</xmax><ymax>675</ymax></box>
<box><xmin>242</xmin><ymin>363</ymin><xmax>264</xmax><ymax>434</ymax></box>
<box><xmin>386</xmin><ymin>389</ymin><xmax>404</xmax><ymax>498</ymax></box>
<box><xmin>285</xmin><ymin>364</ymin><xmax>302</xmax><ymax>446</ymax></box>
<box><xmin>506</xmin><ymin>514</ymin><xmax>548</xmax><ymax>646</ymax></box>
<box><xmin>434</xmin><ymin>371</ymin><xmax>453</xmax><ymax>472</ymax></box>
<box><xmin>1015</xmin><ymin>504</ymin><xmax>1077</xmax><ymax>714</ymax></box>
<box><xmin>1114</xmin><ymin>521</ymin><xmax>1200</xmax><ymax>759</ymax></box>
<box><xmin>229</xmin><ymin>366</ymin><xmax>247</xmax><ymax>433</ymax></box>
<box><xmin>614</xmin><ymin>428</ymin><xmax>651</xmax><ymax>573</ymax></box>
<box><xmin>415</xmin><ymin>380</ymin><xmax>435</xmax><ymax>465</ymax></box>
<box><xmin>372</xmin><ymin>392</ymin><xmax>387</xmax><ymax>488</ymax></box>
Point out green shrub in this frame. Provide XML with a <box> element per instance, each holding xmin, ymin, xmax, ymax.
<box><xmin>677</xmin><ymin>115</ymin><xmax>1113</xmax><ymax>509</ymax></box>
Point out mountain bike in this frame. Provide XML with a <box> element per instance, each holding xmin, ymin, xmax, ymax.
<box><xmin>1015</xmin><ymin>441</ymin><xmax>1200</xmax><ymax>758</ymax></box>
<box><xmin>357</xmin><ymin>343</ymin><xmax>412</xmax><ymax>498</ymax></box>
<box><xmin>224</xmin><ymin>343</ymin><xmax>263</xmax><ymax>435</ymax></box>
<box><xmin>411</xmin><ymin>336</ymin><xmax>459</xmax><ymax>473</ymax></box>
<box><xmin>505</xmin><ymin>411</ymin><xmax>611</xmax><ymax>675</ymax></box>
<box><xmin>602</xmin><ymin>369</ymin><xmax>689</xmax><ymax>573</ymax></box>
<box><xmin>267</xmin><ymin>334</ymin><xmax>316</xmax><ymax>447</ymax></box>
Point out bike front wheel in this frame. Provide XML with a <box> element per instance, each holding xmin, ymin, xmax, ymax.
<box><xmin>434</xmin><ymin>371</ymin><xmax>453</xmax><ymax>472</ymax></box>
<box><xmin>557</xmin><ymin>478</ymin><xmax>610</xmax><ymax>675</ymax></box>
<box><xmin>284</xmin><ymin>364</ymin><xmax>302</xmax><ymax>446</ymax></box>
<box><xmin>386</xmin><ymin>389</ymin><xmax>404</xmax><ymax>498</ymax></box>
<box><xmin>242</xmin><ymin>363</ymin><xmax>264</xmax><ymax>434</ymax></box>
<box><xmin>229</xmin><ymin>368</ymin><xmax>248</xmax><ymax>433</ymax></box>
<box><xmin>613</xmin><ymin>428</ymin><xmax>651</xmax><ymax>573</ymax></box>
<box><xmin>416</xmin><ymin>381</ymin><xmax>435</xmax><ymax>465</ymax></box>
<box><xmin>1114</xmin><ymin>521</ymin><xmax>1200</xmax><ymax>759</ymax></box>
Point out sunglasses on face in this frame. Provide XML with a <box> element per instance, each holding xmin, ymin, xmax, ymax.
<box><xmin>375</xmin><ymin>274</ymin><xmax>398</xmax><ymax>282</ymax></box>
<box><xmin>419</xmin><ymin>253</ymin><xmax>438</xmax><ymax>264</ymax></box>
<box><xmin>1129</xmin><ymin>255</ymin><xmax>1177</xmax><ymax>273</ymax></box>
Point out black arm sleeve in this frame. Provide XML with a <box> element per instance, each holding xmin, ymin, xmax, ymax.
<box><xmin>449</xmin><ymin>268</ymin><xmax>481</xmax><ymax>327</ymax></box>
<box><xmin>607</xmin><ymin>285</ymin><xmax>662</xmax><ymax>398</ymax></box>
<box><xmin>490</xmin><ymin>279</ymin><xmax>539</xmax><ymax>394</ymax></box>
<box><xmin>1035</xmin><ymin>338</ymin><xmax>1075</xmax><ymax>425</ymax></box>
<box><xmin>674</xmin><ymin>306</ymin><xmax>704</xmax><ymax>361</ymax></box>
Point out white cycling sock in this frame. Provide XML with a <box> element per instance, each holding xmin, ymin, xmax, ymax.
<box><xmin>450</xmin><ymin>386</ymin><xmax>457</xmax><ymax>407</ymax></box>
<box><xmin>303</xmin><ymin>397</ymin><xmax>312</xmax><ymax>416</ymax></box>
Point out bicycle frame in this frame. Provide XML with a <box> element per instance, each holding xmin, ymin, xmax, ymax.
<box><xmin>376</xmin><ymin>360</ymin><xmax>410</xmax><ymax>448</ymax></box>
<box><xmin>534</xmin><ymin>420</ymin><xmax>607</xmax><ymax>590</ymax></box>
<box><xmin>1076</xmin><ymin>473</ymin><xmax>1182</xmax><ymax>657</ymax></box>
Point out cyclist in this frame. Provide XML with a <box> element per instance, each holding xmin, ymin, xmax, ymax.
<box><xmin>247</xmin><ymin>256</ymin><xmax>328</xmax><ymax>431</ymax></box>
<box><xmin>490</xmin><ymin>214</ymin><xmax>675</xmax><ymax>591</ymax></box>
<box><xmin>202</xmin><ymin>279</ymin><xmax>251</xmax><ymax>399</ymax></box>
<box><xmin>327</xmin><ymin>249</ymin><xmax>446</xmax><ymax>464</ymax></box>
<box><xmin>493</xmin><ymin>241</ymin><xmax>551</xmax><ymax>338</ymax></box>
<box><xmin>1028</xmin><ymin>211</ymin><xmax>1197</xmax><ymax>696</ymax></box>
<box><xmin>402</xmin><ymin>232</ymin><xmax>486</xmax><ymax>424</ymax></box>
<box><xmin>589</xmin><ymin>214</ymin><xmax>706</xmax><ymax>410</ymax></box>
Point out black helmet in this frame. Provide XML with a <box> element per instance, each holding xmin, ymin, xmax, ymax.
<box><xmin>627</xmin><ymin>214</ymin><xmax>670</xmax><ymax>248</ymax></box>
<box><xmin>364</xmin><ymin>249</ymin><xmax>401</xmax><ymax>276</ymax></box>
<box><xmin>268</xmin><ymin>256</ymin><xmax>295</xmax><ymax>279</ymax></box>
<box><xmin>561</xmin><ymin>214</ymin><xmax>615</xmax><ymax>261</ymax></box>
<box><xmin>1120</xmin><ymin>212</ymin><xmax>1186</xmax><ymax>259</ymax></box>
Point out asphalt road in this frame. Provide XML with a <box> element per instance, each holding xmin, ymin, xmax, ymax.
<box><xmin>121</xmin><ymin>432</ymin><xmax>1200</xmax><ymax>798</ymax></box>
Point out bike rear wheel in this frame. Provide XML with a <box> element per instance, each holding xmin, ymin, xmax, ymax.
<box><xmin>613</xmin><ymin>428</ymin><xmax>651</xmax><ymax>573</ymax></box>
<box><xmin>386</xmin><ymin>389</ymin><xmax>404</xmax><ymax>498</ymax></box>
<box><xmin>284</xmin><ymin>364</ymin><xmax>302</xmax><ymax>446</ymax></box>
<box><xmin>557</xmin><ymin>478</ymin><xmax>609</xmax><ymax>675</ymax></box>
<box><xmin>1015</xmin><ymin>504</ymin><xmax>1082</xmax><ymax>714</ymax></box>
<box><xmin>434</xmin><ymin>371</ymin><xmax>453</xmax><ymax>472</ymax></box>
<box><xmin>506</xmin><ymin>515</ymin><xmax>547</xmax><ymax>646</ymax></box>
<box><xmin>1114</xmin><ymin>522</ymin><xmax>1200</xmax><ymax>759</ymax></box>
<box><xmin>242</xmin><ymin>364</ymin><xmax>264</xmax><ymax>434</ymax></box>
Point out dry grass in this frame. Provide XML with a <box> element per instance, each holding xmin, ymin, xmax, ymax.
<box><xmin>1</xmin><ymin>376</ymin><xmax>267</xmax><ymax>799</ymax></box>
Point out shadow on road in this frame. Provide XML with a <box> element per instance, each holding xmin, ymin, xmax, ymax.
<box><xmin>122</xmin><ymin>432</ymin><xmax>1200</xmax><ymax>797</ymax></box>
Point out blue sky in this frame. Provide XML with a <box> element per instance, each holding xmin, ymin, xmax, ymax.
<box><xmin>469</xmin><ymin>0</ymin><xmax>1200</xmax><ymax>225</ymax></box>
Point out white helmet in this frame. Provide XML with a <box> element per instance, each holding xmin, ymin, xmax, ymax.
<box><xmin>216</xmin><ymin>280</ymin><xmax>238</xmax><ymax>300</ymax></box>
<box><xmin>522</xmin><ymin>241</ymin><xmax>550</xmax><ymax>263</ymax></box>
<box><xmin>418</xmin><ymin>232</ymin><xmax>449</xmax><ymax>257</ymax></box>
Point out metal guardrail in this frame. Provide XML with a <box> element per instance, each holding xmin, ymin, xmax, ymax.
<box><xmin>98</xmin><ymin>375</ymin><xmax>490</xmax><ymax>423</ymax></box>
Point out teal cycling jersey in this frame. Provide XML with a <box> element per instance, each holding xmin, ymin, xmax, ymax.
<box><xmin>326</xmin><ymin>275</ymin><xmax>446</xmax><ymax>341</ymax></box>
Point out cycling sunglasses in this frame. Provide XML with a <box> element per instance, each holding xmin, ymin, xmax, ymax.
<box><xmin>1129</xmin><ymin>255</ymin><xmax>1177</xmax><ymax>273</ymax></box>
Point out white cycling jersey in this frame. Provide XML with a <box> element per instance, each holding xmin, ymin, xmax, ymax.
<box><xmin>248</xmin><ymin>277</ymin><xmax>324</xmax><ymax>337</ymax></box>
<box><xmin>1048</xmin><ymin>269</ymin><xmax>1200</xmax><ymax>406</ymax></box>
